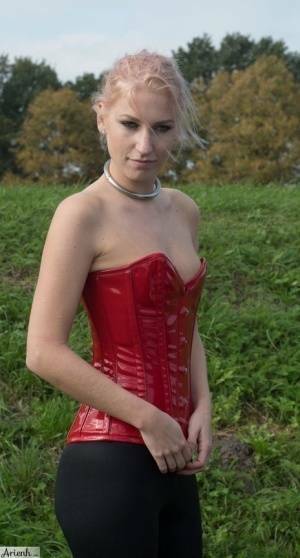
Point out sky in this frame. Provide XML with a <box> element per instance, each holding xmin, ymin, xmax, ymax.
<box><xmin>1</xmin><ymin>0</ymin><xmax>299</xmax><ymax>83</ymax></box>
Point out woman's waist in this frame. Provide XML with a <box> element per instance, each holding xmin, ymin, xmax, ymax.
<box><xmin>91</xmin><ymin>359</ymin><xmax>192</xmax><ymax>409</ymax></box>
<box><xmin>65</xmin><ymin>396</ymin><xmax>191</xmax><ymax>445</ymax></box>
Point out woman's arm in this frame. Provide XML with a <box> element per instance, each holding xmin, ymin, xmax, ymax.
<box><xmin>26</xmin><ymin>195</ymin><xmax>157</xmax><ymax>431</ymax></box>
<box><xmin>190</xmin><ymin>324</ymin><xmax>212</xmax><ymax>413</ymax></box>
<box><xmin>174</xmin><ymin>188</ymin><xmax>212</xmax><ymax>413</ymax></box>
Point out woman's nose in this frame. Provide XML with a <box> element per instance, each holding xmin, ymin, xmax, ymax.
<box><xmin>135</xmin><ymin>127</ymin><xmax>155</xmax><ymax>152</ymax></box>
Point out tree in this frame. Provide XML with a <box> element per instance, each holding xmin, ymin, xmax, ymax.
<box><xmin>218</xmin><ymin>32</ymin><xmax>256</xmax><ymax>71</ymax></box>
<box><xmin>172</xmin><ymin>32</ymin><xmax>300</xmax><ymax>86</ymax></box>
<box><xmin>1</xmin><ymin>57</ymin><xmax>61</xmax><ymax>126</ymax></box>
<box><xmin>16</xmin><ymin>88</ymin><xmax>105</xmax><ymax>184</ymax></box>
<box><xmin>251</xmin><ymin>36</ymin><xmax>300</xmax><ymax>82</ymax></box>
<box><xmin>0</xmin><ymin>54</ymin><xmax>13</xmax><ymax>176</ymax></box>
<box><xmin>0</xmin><ymin>56</ymin><xmax>61</xmax><ymax>178</ymax></box>
<box><xmin>0</xmin><ymin>54</ymin><xmax>12</xmax><ymax>97</ymax></box>
<box><xmin>64</xmin><ymin>72</ymin><xmax>104</xmax><ymax>101</ymax></box>
<box><xmin>252</xmin><ymin>36</ymin><xmax>288</xmax><ymax>60</ymax></box>
<box><xmin>172</xmin><ymin>34</ymin><xmax>219</xmax><ymax>83</ymax></box>
<box><xmin>186</xmin><ymin>55</ymin><xmax>300</xmax><ymax>184</ymax></box>
<box><xmin>284</xmin><ymin>51</ymin><xmax>300</xmax><ymax>83</ymax></box>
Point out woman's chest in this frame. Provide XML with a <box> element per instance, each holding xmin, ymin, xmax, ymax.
<box><xmin>89</xmin><ymin>192</ymin><xmax>199</xmax><ymax>282</ymax></box>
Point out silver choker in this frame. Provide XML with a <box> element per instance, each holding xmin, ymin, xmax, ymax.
<box><xmin>103</xmin><ymin>159</ymin><xmax>161</xmax><ymax>200</ymax></box>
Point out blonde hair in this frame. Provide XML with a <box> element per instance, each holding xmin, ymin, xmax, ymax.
<box><xmin>91</xmin><ymin>49</ymin><xmax>207</xmax><ymax>162</ymax></box>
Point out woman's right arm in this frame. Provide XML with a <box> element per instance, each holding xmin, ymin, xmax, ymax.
<box><xmin>25</xmin><ymin>195</ymin><xmax>156</xmax><ymax>431</ymax></box>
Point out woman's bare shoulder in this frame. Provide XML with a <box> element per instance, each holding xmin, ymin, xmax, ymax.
<box><xmin>55</xmin><ymin>189</ymin><xmax>103</xmax><ymax>227</ymax></box>
<box><xmin>166</xmin><ymin>187</ymin><xmax>201</xmax><ymax>218</ymax></box>
<box><xmin>167</xmin><ymin>188</ymin><xmax>201</xmax><ymax>251</ymax></box>
<box><xmin>26</xmin><ymin>191</ymin><xmax>104</xmax><ymax>354</ymax></box>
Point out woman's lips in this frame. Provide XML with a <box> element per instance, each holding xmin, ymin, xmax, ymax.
<box><xmin>130</xmin><ymin>159</ymin><xmax>156</xmax><ymax>167</ymax></box>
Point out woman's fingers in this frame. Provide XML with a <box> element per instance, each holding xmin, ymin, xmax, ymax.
<box><xmin>176</xmin><ymin>461</ymin><xmax>205</xmax><ymax>475</ymax></box>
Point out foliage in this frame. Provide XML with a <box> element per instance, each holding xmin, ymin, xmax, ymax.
<box><xmin>63</xmin><ymin>71</ymin><xmax>105</xmax><ymax>101</ymax></box>
<box><xmin>172</xmin><ymin>34</ymin><xmax>219</xmax><ymax>84</ymax></box>
<box><xmin>187</xmin><ymin>55</ymin><xmax>300</xmax><ymax>184</ymax></box>
<box><xmin>15</xmin><ymin>88</ymin><xmax>105</xmax><ymax>184</ymax></box>
<box><xmin>173</xmin><ymin>32</ymin><xmax>300</xmax><ymax>83</ymax></box>
<box><xmin>1</xmin><ymin>34</ymin><xmax>300</xmax><ymax>184</ymax></box>
<box><xmin>0</xmin><ymin>56</ymin><xmax>61</xmax><ymax>177</ymax></box>
<box><xmin>1</xmin><ymin>56</ymin><xmax>60</xmax><ymax>125</ymax></box>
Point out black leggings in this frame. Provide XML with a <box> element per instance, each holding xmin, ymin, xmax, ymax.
<box><xmin>54</xmin><ymin>441</ymin><xmax>203</xmax><ymax>558</ymax></box>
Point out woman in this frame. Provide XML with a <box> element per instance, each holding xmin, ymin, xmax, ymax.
<box><xmin>26</xmin><ymin>49</ymin><xmax>212</xmax><ymax>558</ymax></box>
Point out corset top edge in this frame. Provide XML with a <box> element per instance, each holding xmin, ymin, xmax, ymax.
<box><xmin>87</xmin><ymin>251</ymin><xmax>207</xmax><ymax>288</ymax></box>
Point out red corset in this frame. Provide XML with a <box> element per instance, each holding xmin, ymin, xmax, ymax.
<box><xmin>65</xmin><ymin>252</ymin><xmax>207</xmax><ymax>446</ymax></box>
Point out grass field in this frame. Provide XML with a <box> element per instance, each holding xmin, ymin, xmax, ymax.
<box><xmin>0</xmin><ymin>182</ymin><xmax>299</xmax><ymax>557</ymax></box>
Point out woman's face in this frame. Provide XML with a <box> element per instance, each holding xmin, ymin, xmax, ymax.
<box><xmin>98</xmin><ymin>84</ymin><xmax>178</xmax><ymax>190</ymax></box>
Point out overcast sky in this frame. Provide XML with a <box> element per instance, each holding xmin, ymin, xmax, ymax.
<box><xmin>1</xmin><ymin>0</ymin><xmax>299</xmax><ymax>82</ymax></box>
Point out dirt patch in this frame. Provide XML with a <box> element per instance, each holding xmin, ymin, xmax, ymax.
<box><xmin>213</xmin><ymin>432</ymin><xmax>255</xmax><ymax>470</ymax></box>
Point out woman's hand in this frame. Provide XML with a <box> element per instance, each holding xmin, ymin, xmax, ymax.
<box><xmin>139</xmin><ymin>408</ymin><xmax>194</xmax><ymax>474</ymax></box>
<box><xmin>176</xmin><ymin>405</ymin><xmax>213</xmax><ymax>475</ymax></box>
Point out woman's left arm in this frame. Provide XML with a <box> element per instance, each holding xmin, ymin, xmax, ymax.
<box><xmin>190</xmin><ymin>325</ymin><xmax>212</xmax><ymax>413</ymax></box>
<box><xmin>177</xmin><ymin>189</ymin><xmax>212</xmax><ymax>414</ymax></box>
<box><xmin>175</xmin><ymin>190</ymin><xmax>213</xmax><ymax>474</ymax></box>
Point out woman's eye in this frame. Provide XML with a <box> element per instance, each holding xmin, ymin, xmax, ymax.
<box><xmin>156</xmin><ymin>125</ymin><xmax>172</xmax><ymax>133</ymax></box>
<box><xmin>121</xmin><ymin>121</ymin><xmax>172</xmax><ymax>133</ymax></box>
<box><xmin>121</xmin><ymin>121</ymin><xmax>138</xmax><ymax>129</ymax></box>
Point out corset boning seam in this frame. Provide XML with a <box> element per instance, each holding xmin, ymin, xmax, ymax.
<box><xmin>129</xmin><ymin>267</ymin><xmax>148</xmax><ymax>403</ymax></box>
<box><xmin>98</xmin><ymin>285</ymin><xmax>114</xmax><ymax>434</ymax></box>
<box><xmin>155</xmin><ymin>259</ymin><xmax>172</xmax><ymax>417</ymax></box>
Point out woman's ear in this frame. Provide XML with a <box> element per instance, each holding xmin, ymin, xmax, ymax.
<box><xmin>93</xmin><ymin>101</ymin><xmax>102</xmax><ymax>117</ymax></box>
<box><xmin>97</xmin><ymin>115</ymin><xmax>104</xmax><ymax>134</ymax></box>
<box><xmin>96</xmin><ymin>102</ymin><xmax>107</xmax><ymax>132</ymax></box>
<box><xmin>96</xmin><ymin>113</ymin><xmax>106</xmax><ymax>135</ymax></box>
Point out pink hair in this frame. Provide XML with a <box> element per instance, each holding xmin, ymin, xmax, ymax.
<box><xmin>91</xmin><ymin>49</ymin><xmax>206</xmax><ymax>160</ymax></box>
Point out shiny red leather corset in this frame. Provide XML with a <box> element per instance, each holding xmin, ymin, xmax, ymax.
<box><xmin>66</xmin><ymin>252</ymin><xmax>207</xmax><ymax>446</ymax></box>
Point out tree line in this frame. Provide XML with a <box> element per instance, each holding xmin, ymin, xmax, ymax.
<box><xmin>1</xmin><ymin>32</ymin><xmax>300</xmax><ymax>186</ymax></box>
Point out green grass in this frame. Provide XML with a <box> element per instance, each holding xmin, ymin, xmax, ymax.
<box><xmin>0</xmin><ymin>182</ymin><xmax>299</xmax><ymax>557</ymax></box>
